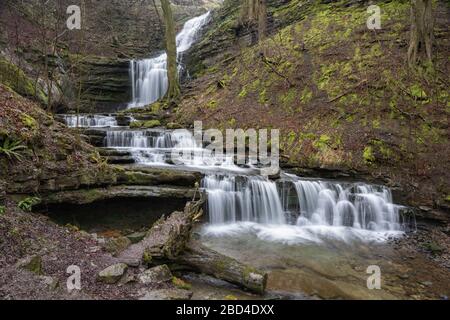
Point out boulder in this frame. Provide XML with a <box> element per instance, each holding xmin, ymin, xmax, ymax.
<box><xmin>138</xmin><ymin>265</ymin><xmax>173</xmax><ymax>284</ymax></box>
<box><xmin>126</xmin><ymin>232</ymin><xmax>147</xmax><ymax>244</ymax></box>
<box><xmin>103</xmin><ymin>237</ymin><xmax>132</xmax><ymax>256</ymax></box>
<box><xmin>98</xmin><ymin>263</ymin><xmax>128</xmax><ymax>284</ymax></box>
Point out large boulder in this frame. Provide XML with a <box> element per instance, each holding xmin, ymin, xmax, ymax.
<box><xmin>97</xmin><ymin>263</ymin><xmax>128</xmax><ymax>284</ymax></box>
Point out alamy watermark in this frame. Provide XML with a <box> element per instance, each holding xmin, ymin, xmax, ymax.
<box><xmin>366</xmin><ymin>265</ymin><xmax>381</xmax><ymax>290</ymax></box>
<box><xmin>66</xmin><ymin>5</ymin><xmax>81</xmax><ymax>30</ymax></box>
<box><xmin>367</xmin><ymin>5</ymin><xmax>381</xmax><ymax>30</ymax></box>
<box><xmin>66</xmin><ymin>265</ymin><xmax>81</xmax><ymax>292</ymax></box>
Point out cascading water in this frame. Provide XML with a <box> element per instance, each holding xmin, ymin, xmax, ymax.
<box><xmin>291</xmin><ymin>180</ymin><xmax>401</xmax><ymax>231</ymax></box>
<box><xmin>203</xmin><ymin>175</ymin><xmax>285</xmax><ymax>224</ymax></box>
<box><xmin>128</xmin><ymin>11</ymin><xmax>211</xmax><ymax>108</ymax></box>
<box><xmin>202</xmin><ymin>174</ymin><xmax>409</xmax><ymax>243</ymax></box>
<box><xmin>62</xmin><ymin>115</ymin><xmax>117</xmax><ymax>128</ymax></box>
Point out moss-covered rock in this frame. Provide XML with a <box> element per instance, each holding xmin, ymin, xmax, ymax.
<box><xmin>129</xmin><ymin>119</ymin><xmax>161</xmax><ymax>129</ymax></box>
<box><xmin>0</xmin><ymin>57</ymin><xmax>47</xmax><ymax>105</ymax></box>
<box><xmin>103</xmin><ymin>236</ymin><xmax>132</xmax><ymax>256</ymax></box>
<box><xmin>97</xmin><ymin>263</ymin><xmax>128</xmax><ymax>284</ymax></box>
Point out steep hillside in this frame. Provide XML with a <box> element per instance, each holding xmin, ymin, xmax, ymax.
<box><xmin>175</xmin><ymin>0</ymin><xmax>450</xmax><ymax>211</ymax></box>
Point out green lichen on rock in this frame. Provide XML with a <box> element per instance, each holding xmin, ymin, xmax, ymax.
<box><xmin>0</xmin><ymin>57</ymin><xmax>47</xmax><ymax>104</ymax></box>
<box><xmin>172</xmin><ymin>276</ymin><xmax>192</xmax><ymax>290</ymax></box>
<box><xmin>97</xmin><ymin>263</ymin><xmax>128</xmax><ymax>284</ymax></box>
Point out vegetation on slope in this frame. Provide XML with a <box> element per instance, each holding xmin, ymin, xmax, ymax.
<box><xmin>176</xmin><ymin>0</ymin><xmax>450</xmax><ymax>208</ymax></box>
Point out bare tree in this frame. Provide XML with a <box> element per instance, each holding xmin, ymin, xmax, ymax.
<box><xmin>161</xmin><ymin>0</ymin><xmax>181</xmax><ymax>101</ymax></box>
<box><xmin>407</xmin><ymin>0</ymin><xmax>434</xmax><ymax>67</ymax></box>
<box><xmin>239</xmin><ymin>0</ymin><xmax>267</xmax><ymax>44</ymax></box>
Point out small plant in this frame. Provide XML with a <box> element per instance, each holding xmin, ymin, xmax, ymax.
<box><xmin>0</xmin><ymin>206</ymin><xmax>5</xmax><ymax>215</ymax></box>
<box><xmin>0</xmin><ymin>138</ymin><xmax>27</xmax><ymax>161</ymax></box>
<box><xmin>17</xmin><ymin>197</ymin><xmax>41</xmax><ymax>212</ymax></box>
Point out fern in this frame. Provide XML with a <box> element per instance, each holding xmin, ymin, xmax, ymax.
<box><xmin>0</xmin><ymin>138</ymin><xmax>27</xmax><ymax>161</ymax></box>
<box><xmin>17</xmin><ymin>197</ymin><xmax>41</xmax><ymax>212</ymax></box>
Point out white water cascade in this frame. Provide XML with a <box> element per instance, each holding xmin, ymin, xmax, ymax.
<box><xmin>62</xmin><ymin>115</ymin><xmax>117</xmax><ymax>128</ymax></box>
<box><xmin>202</xmin><ymin>175</ymin><xmax>409</xmax><ymax>243</ymax></box>
<box><xmin>203</xmin><ymin>175</ymin><xmax>286</xmax><ymax>224</ymax></box>
<box><xmin>292</xmin><ymin>180</ymin><xmax>401</xmax><ymax>231</ymax></box>
<box><xmin>128</xmin><ymin>11</ymin><xmax>211</xmax><ymax>108</ymax></box>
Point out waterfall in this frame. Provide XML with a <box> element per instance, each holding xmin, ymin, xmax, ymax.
<box><xmin>105</xmin><ymin>131</ymin><xmax>158</xmax><ymax>148</ymax></box>
<box><xmin>128</xmin><ymin>11</ymin><xmax>211</xmax><ymax>108</ymax></box>
<box><xmin>62</xmin><ymin>115</ymin><xmax>117</xmax><ymax>128</ymax></box>
<box><xmin>202</xmin><ymin>175</ymin><xmax>406</xmax><ymax>235</ymax></box>
<box><xmin>203</xmin><ymin>175</ymin><xmax>285</xmax><ymax>224</ymax></box>
<box><xmin>292</xmin><ymin>181</ymin><xmax>401</xmax><ymax>231</ymax></box>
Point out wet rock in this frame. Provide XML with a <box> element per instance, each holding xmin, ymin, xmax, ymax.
<box><xmin>16</xmin><ymin>255</ymin><xmax>43</xmax><ymax>275</ymax></box>
<box><xmin>138</xmin><ymin>265</ymin><xmax>173</xmax><ymax>284</ymax></box>
<box><xmin>126</xmin><ymin>232</ymin><xmax>147</xmax><ymax>244</ymax></box>
<box><xmin>98</xmin><ymin>263</ymin><xmax>128</xmax><ymax>284</ymax></box>
<box><xmin>139</xmin><ymin>288</ymin><xmax>193</xmax><ymax>300</ymax></box>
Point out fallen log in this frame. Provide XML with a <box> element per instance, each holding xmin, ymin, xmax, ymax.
<box><xmin>176</xmin><ymin>241</ymin><xmax>267</xmax><ymax>295</ymax></box>
<box><xmin>118</xmin><ymin>195</ymin><xmax>268</xmax><ymax>294</ymax></box>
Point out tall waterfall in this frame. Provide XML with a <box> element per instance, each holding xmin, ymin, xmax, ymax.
<box><xmin>129</xmin><ymin>11</ymin><xmax>211</xmax><ymax>108</ymax></box>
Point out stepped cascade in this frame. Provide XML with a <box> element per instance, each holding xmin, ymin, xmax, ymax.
<box><xmin>62</xmin><ymin>115</ymin><xmax>118</xmax><ymax>128</ymax></box>
<box><xmin>58</xmin><ymin>10</ymin><xmax>410</xmax><ymax>243</ymax></box>
<box><xmin>128</xmin><ymin>11</ymin><xmax>211</xmax><ymax>108</ymax></box>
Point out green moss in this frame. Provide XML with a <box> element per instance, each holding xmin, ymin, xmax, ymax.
<box><xmin>363</xmin><ymin>146</ymin><xmax>375</xmax><ymax>164</ymax></box>
<box><xmin>206</xmin><ymin>99</ymin><xmax>218</xmax><ymax>109</ymax></box>
<box><xmin>21</xmin><ymin>114</ymin><xmax>38</xmax><ymax>130</ymax></box>
<box><xmin>313</xmin><ymin>134</ymin><xmax>331</xmax><ymax>150</ymax></box>
<box><xmin>409</xmin><ymin>84</ymin><xmax>427</xmax><ymax>99</ymax></box>
<box><xmin>0</xmin><ymin>57</ymin><xmax>47</xmax><ymax>104</ymax></box>
<box><xmin>238</xmin><ymin>87</ymin><xmax>248</xmax><ymax>98</ymax></box>
<box><xmin>142</xmin><ymin>249</ymin><xmax>153</xmax><ymax>265</ymax></box>
<box><xmin>130</xmin><ymin>120</ymin><xmax>161</xmax><ymax>129</ymax></box>
<box><xmin>172</xmin><ymin>277</ymin><xmax>192</xmax><ymax>290</ymax></box>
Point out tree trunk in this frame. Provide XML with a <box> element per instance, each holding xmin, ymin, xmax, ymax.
<box><xmin>160</xmin><ymin>0</ymin><xmax>180</xmax><ymax>101</ymax></box>
<box><xmin>407</xmin><ymin>0</ymin><xmax>434</xmax><ymax>67</ymax></box>
<box><xmin>177</xmin><ymin>241</ymin><xmax>267</xmax><ymax>294</ymax></box>
<box><xmin>258</xmin><ymin>0</ymin><xmax>267</xmax><ymax>43</ymax></box>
